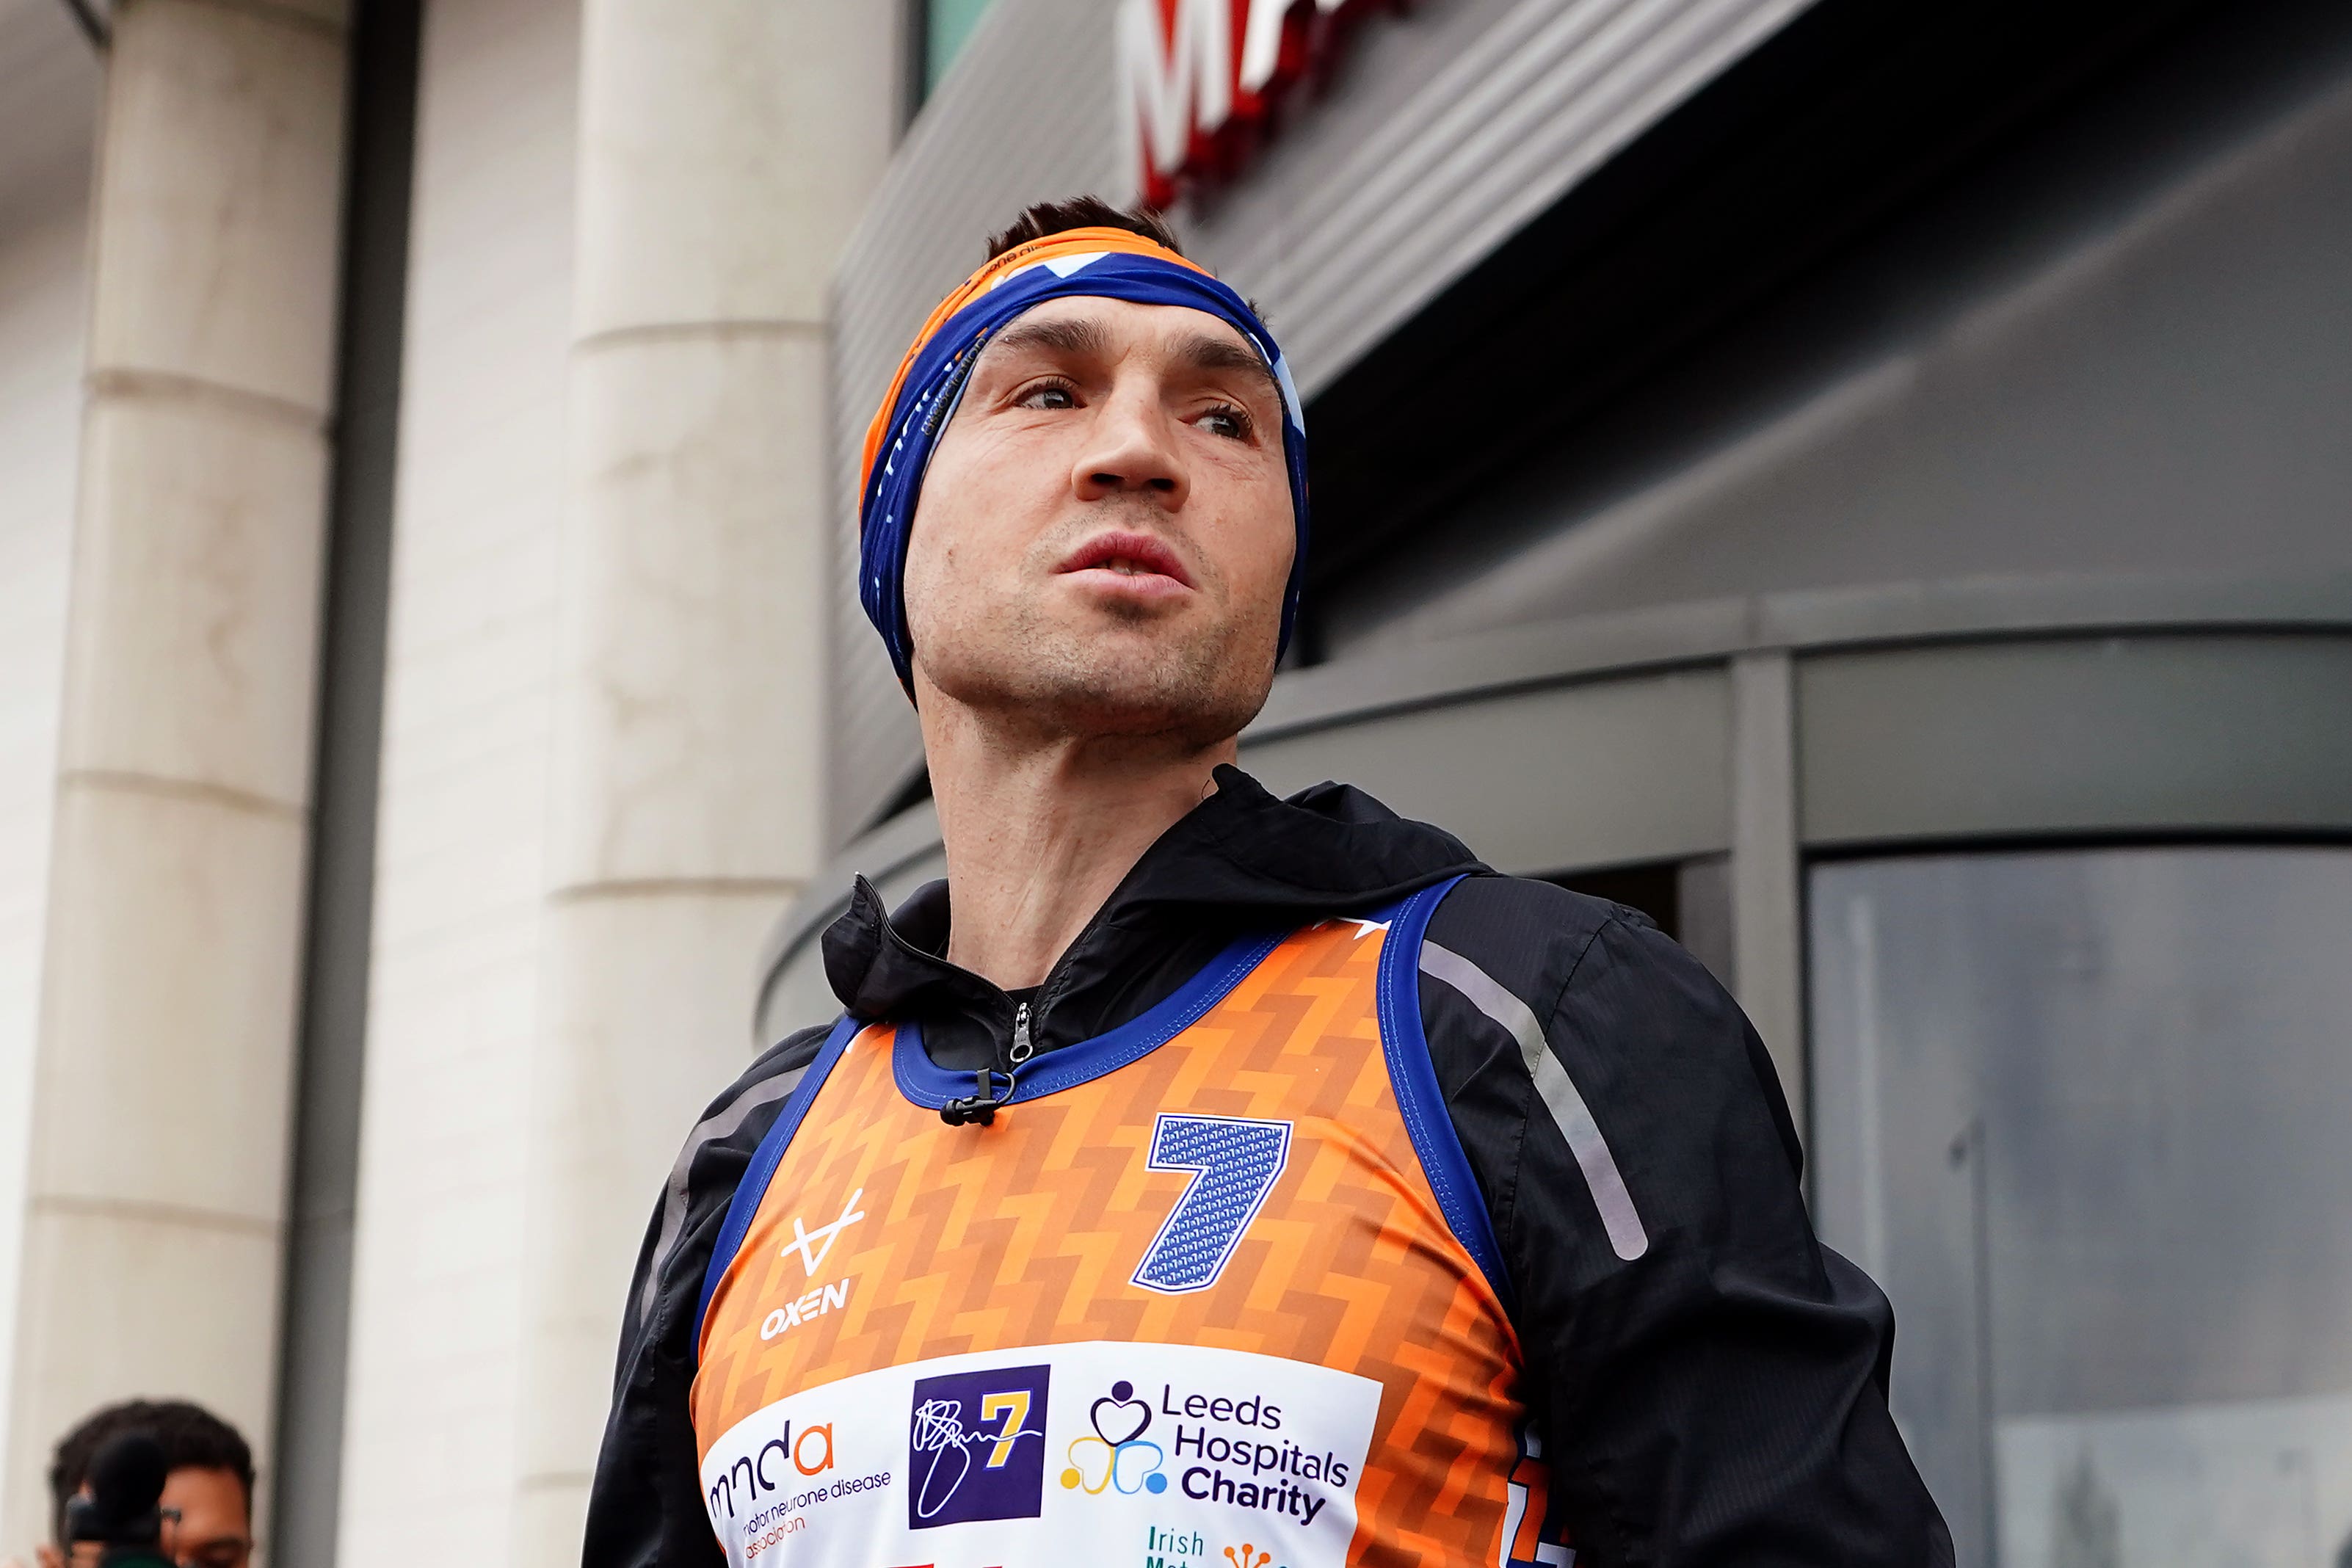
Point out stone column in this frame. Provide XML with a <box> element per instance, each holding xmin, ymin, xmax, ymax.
<box><xmin>2</xmin><ymin>0</ymin><xmax>346</xmax><ymax>1548</ymax></box>
<box><xmin>507</xmin><ymin>3</ymin><xmax>897</xmax><ymax>1558</ymax></box>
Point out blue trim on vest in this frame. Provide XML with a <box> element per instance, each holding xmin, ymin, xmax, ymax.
<box><xmin>694</xmin><ymin>1013</ymin><xmax>861</xmax><ymax>1347</ymax></box>
<box><xmin>893</xmin><ymin>929</ymin><xmax>1287</xmax><ymax>1109</ymax></box>
<box><xmin>1373</xmin><ymin>874</ymin><xmax>1516</xmax><ymax>1309</ymax></box>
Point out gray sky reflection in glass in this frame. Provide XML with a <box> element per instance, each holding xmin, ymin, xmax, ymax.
<box><xmin>1810</xmin><ymin>846</ymin><xmax>2352</xmax><ymax>1568</ymax></box>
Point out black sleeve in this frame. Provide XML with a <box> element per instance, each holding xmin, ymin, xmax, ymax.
<box><xmin>1422</xmin><ymin>875</ymin><xmax>1952</xmax><ymax>1567</ymax></box>
<box><xmin>581</xmin><ymin>1024</ymin><xmax>832</xmax><ymax>1568</ymax></box>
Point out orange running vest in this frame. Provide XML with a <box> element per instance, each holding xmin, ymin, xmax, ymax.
<box><xmin>691</xmin><ymin>879</ymin><xmax>1573</xmax><ymax>1568</ymax></box>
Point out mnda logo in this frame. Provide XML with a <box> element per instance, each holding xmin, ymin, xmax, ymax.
<box><xmin>705</xmin><ymin>1415</ymin><xmax>835</xmax><ymax>1522</ymax></box>
<box><xmin>1061</xmin><ymin>1379</ymin><xmax>1168</xmax><ymax>1498</ymax></box>
<box><xmin>906</xmin><ymin>1363</ymin><xmax>1050</xmax><ymax>1529</ymax></box>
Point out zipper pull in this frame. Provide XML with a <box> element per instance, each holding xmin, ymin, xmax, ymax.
<box><xmin>1008</xmin><ymin>1000</ymin><xmax>1034</xmax><ymax>1064</ymax></box>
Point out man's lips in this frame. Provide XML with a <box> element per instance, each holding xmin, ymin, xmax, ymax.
<box><xmin>1054</xmin><ymin>530</ymin><xmax>1197</xmax><ymax>590</ymax></box>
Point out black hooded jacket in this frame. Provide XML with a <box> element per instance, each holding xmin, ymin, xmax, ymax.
<box><xmin>584</xmin><ymin>767</ymin><xmax>1952</xmax><ymax>1567</ymax></box>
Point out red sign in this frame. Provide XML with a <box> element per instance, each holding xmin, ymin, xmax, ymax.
<box><xmin>1122</xmin><ymin>0</ymin><xmax>1387</xmax><ymax>208</ymax></box>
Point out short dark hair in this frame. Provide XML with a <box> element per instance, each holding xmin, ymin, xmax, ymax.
<box><xmin>48</xmin><ymin>1399</ymin><xmax>253</xmax><ymax>1545</ymax></box>
<box><xmin>986</xmin><ymin>197</ymin><xmax>1183</xmax><ymax>261</ymax></box>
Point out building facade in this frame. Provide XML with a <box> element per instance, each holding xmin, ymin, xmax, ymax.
<box><xmin>784</xmin><ymin>2</ymin><xmax>2352</xmax><ymax>1566</ymax></box>
<box><xmin>0</xmin><ymin>0</ymin><xmax>899</xmax><ymax>1560</ymax></box>
<box><xmin>0</xmin><ymin>0</ymin><xmax>2345</xmax><ymax>1564</ymax></box>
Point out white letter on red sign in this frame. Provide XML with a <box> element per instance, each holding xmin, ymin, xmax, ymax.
<box><xmin>1238</xmin><ymin>0</ymin><xmax>1297</xmax><ymax>95</ymax></box>
<box><xmin>1122</xmin><ymin>0</ymin><xmax>1235</xmax><ymax>187</ymax></box>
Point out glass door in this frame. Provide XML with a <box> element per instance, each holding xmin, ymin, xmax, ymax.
<box><xmin>1810</xmin><ymin>846</ymin><xmax>2352</xmax><ymax>1568</ymax></box>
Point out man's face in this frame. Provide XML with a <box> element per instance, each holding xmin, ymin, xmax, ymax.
<box><xmin>901</xmin><ymin>294</ymin><xmax>1296</xmax><ymax>744</ymax></box>
<box><xmin>46</xmin><ymin>1466</ymin><xmax>250</xmax><ymax>1568</ymax></box>
<box><xmin>157</xmin><ymin>1466</ymin><xmax>250</xmax><ymax>1568</ymax></box>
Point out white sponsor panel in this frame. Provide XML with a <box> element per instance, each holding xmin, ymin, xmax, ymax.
<box><xmin>700</xmin><ymin>1340</ymin><xmax>1381</xmax><ymax>1568</ymax></box>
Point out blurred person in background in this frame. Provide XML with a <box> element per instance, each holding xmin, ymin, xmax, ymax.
<box><xmin>589</xmin><ymin>197</ymin><xmax>1949</xmax><ymax>1565</ymax></box>
<box><xmin>25</xmin><ymin>1400</ymin><xmax>253</xmax><ymax>1568</ymax></box>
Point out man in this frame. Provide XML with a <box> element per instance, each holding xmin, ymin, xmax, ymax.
<box><xmin>588</xmin><ymin>197</ymin><xmax>1951</xmax><ymax>1566</ymax></box>
<box><xmin>37</xmin><ymin>1399</ymin><xmax>253</xmax><ymax>1568</ymax></box>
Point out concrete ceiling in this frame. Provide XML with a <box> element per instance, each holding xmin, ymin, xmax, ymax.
<box><xmin>0</xmin><ymin>0</ymin><xmax>99</xmax><ymax>228</ymax></box>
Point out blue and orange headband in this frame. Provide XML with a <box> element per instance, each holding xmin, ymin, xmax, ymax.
<box><xmin>857</xmin><ymin>227</ymin><xmax>1309</xmax><ymax>691</ymax></box>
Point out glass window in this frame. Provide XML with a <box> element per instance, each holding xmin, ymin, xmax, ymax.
<box><xmin>923</xmin><ymin>0</ymin><xmax>998</xmax><ymax>98</ymax></box>
<box><xmin>1810</xmin><ymin>847</ymin><xmax>2352</xmax><ymax>1568</ymax></box>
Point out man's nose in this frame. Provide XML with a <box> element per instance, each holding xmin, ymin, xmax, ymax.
<box><xmin>1070</xmin><ymin>387</ymin><xmax>1187</xmax><ymax>508</ymax></box>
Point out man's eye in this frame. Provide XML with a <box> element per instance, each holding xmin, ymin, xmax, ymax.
<box><xmin>1197</xmin><ymin>404</ymin><xmax>1252</xmax><ymax>441</ymax></box>
<box><xmin>1016</xmin><ymin>380</ymin><xmax>1077</xmax><ymax>410</ymax></box>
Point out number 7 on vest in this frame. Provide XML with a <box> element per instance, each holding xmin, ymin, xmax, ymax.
<box><xmin>1130</xmin><ymin>1113</ymin><xmax>1294</xmax><ymax>1294</ymax></box>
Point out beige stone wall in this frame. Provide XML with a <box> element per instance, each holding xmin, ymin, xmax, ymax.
<box><xmin>331</xmin><ymin>0</ymin><xmax>581</xmax><ymax>1557</ymax></box>
<box><xmin>0</xmin><ymin>0</ymin><xmax>896</xmax><ymax>1551</ymax></box>
<box><xmin>0</xmin><ymin>194</ymin><xmax>93</xmax><ymax>1473</ymax></box>
<box><xmin>1</xmin><ymin>0</ymin><xmax>348</xmax><ymax>1546</ymax></box>
<box><xmin>507</xmin><ymin>3</ymin><xmax>899</xmax><ymax>1558</ymax></box>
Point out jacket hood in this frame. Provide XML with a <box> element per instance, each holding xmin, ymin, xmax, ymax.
<box><xmin>821</xmin><ymin>765</ymin><xmax>1483</xmax><ymax>1068</ymax></box>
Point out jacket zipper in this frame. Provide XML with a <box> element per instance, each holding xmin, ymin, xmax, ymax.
<box><xmin>1013</xmin><ymin>883</ymin><xmax>1132</xmax><ymax>1068</ymax></box>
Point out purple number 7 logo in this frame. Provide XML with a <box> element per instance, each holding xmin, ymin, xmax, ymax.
<box><xmin>1131</xmin><ymin>1114</ymin><xmax>1293</xmax><ymax>1295</ymax></box>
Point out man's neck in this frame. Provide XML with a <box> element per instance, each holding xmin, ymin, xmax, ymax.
<box><xmin>919</xmin><ymin>698</ymin><xmax>1233</xmax><ymax>992</ymax></box>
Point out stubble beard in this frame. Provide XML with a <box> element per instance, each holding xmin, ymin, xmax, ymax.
<box><xmin>917</xmin><ymin>588</ymin><xmax>1276</xmax><ymax>752</ymax></box>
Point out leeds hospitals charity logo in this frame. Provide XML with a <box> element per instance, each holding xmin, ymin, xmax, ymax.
<box><xmin>906</xmin><ymin>1363</ymin><xmax>1050</xmax><ymax>1529</ymax></box>
<box><xmin>1060</xmin><ymin>1379</ymin><xmax>1168</xmax><ymax>1498</ymax></box>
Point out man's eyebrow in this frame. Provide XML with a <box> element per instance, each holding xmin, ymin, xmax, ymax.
<box><xmin>984</xmin><ymin>314</ymin><xmax>1111</xmax><ymax>362</ymax></box>
<box><xmin>1169</xmin><ymin>330</ymin><xmax>1282</xmax><ymax>407</ymax></box>
<box><xmin>982</xmin><ymin>315</ymin><xmax>1282</xmax><ymax>410</ymax></box>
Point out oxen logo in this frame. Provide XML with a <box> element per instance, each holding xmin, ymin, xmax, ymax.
<box><xmin>1060</xmin><ymin>1379</ymin><xmax>1168</xmax><ymax>1497</ymax></box>
<box><xmin>783</xmin><ymin>1188</ymin><xmax>865</xmax><ymax>1276</ymax></box>
<box><xmin>906</xmin><ymin>1363</ymin><xmax>1050</xmax><ymax>1528</ymax></box>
